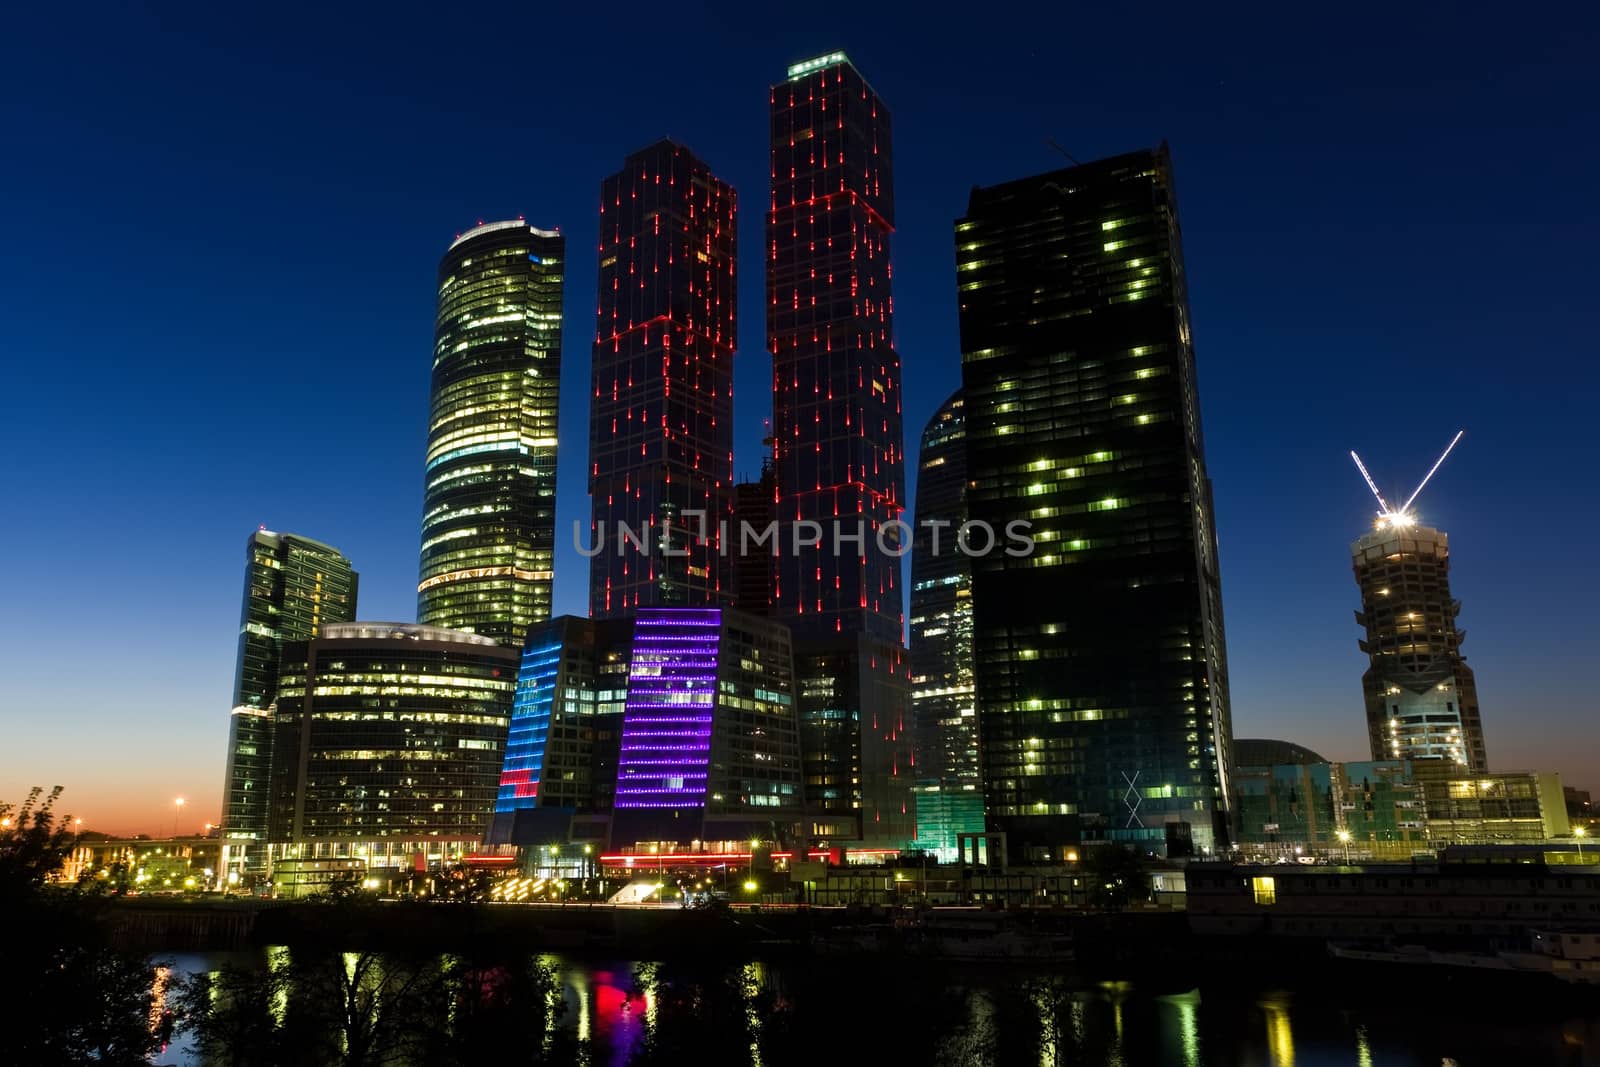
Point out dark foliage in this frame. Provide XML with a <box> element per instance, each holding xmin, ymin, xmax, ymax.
<box><xmin>0</xmin><ymin>787</ymin><xmax>164</xmax><ymax>1066</ymax></box>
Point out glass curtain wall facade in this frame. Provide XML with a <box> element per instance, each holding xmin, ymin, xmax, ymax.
<box><xmin>590</xmin><ymin>141</ymin><xmax>736</xmax><ymax>617</ymax></box>
<box><xmin>419</xmin><ymin>221</ymin><xmax>564</xmax><ymax>645</ymax></box>
<box><xmin>1232</xmin><ymin>760</ymin><xmax>1427</xmax><ymax>859</ymax></box>
<box><xmin>955</xmin><ymin>147</ymin><xmax>1234</xmax><ymax>858</ymax></box>
<box><xmin>611</xmin><ymin>607</ymin><xmax>804</xmax><ymax>846</ymax></box>
<box><xmin>1352</xmin><ymin>522</ymin><xmax>1487</xmax><ymax>772</ymax></box>
<box><xmin>220</xmin><ymin>530</ymin><xmax>357</xmax><ymax>878</ymax></box>
<box><xmin>768</xmin><ymin>52</ymin><xmax>905</xmax><ymax>642</ymax></box>
<box><xmin>487</xmin><ymin>615</ymin><xmax>634</xmax><ymax>845</ymax></box>
<box><xmin>769</xmin><ymin>53</ymin><xmax>915</xmax><ymax>847</ymax></box>
<box><xmin>908</xmin><ymin>390</ymin><xmax>984</xmax><ymax>856</ymax></box>
<box><xmin>732</xmin><ymin>463</ymin><xmax>776</xmax><ymax>615</ymax></box>
<box><xmin>268</xmin><ymin>623</ymin><xmax>517</xmax><ymax>845</ymax></box>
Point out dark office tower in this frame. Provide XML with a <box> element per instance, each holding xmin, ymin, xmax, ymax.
<box><xmin>769</xmin><ymin>52</ymin><xmax>914</xmax><ymax>846</ymax></box>
<box><xmin>956</xmin><ymin>147</ymin><xmax>1234</xmax><ymax>859</ymax></box>
<box><xmin>220</xmin><ymin>530</ymin><xmax>357</xmax><ymax>881</ymax></box>
<box><xmin>419</xmin><ymin>221</ymin><xmax>564</xmax><ymax>646</ymax></box>
<box><xmin>768</xmin><ymin>51</ymin><xmax>904</xmax><ymax>642</ymax></box>
<box><xmin>908</xmin><ymin>391</ymin><xmax>984</xmax><ymax>857</ymax></box>
<box><xmin>1353</xmin><ymin>521</ymin><xmax>1487</xmax><ymax>772</ymax></box>
<box><xmin>731</xmin><ymin>462</ymin><xmax>775</xmax><ymax>615</ymax></box>
<box><xmin>268</xmin><ymin>623</ymin><xmax>517</xmax><ymax>853</ymax></box>
<box><xmin>590</xmin><ymin>142</ymin><xmax>736</xmax><ymax>618</ymax></box>
<box><xmin>486</xmin><ymin>615</ymin><xmax>635</xmax><ymax>848</ymax></box>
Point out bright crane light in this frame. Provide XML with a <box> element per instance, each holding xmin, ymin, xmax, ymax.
<box><xmin>1350</xmin><ymin>430</ymin><xmax>1464</xmax><ymax>529</ymax></box>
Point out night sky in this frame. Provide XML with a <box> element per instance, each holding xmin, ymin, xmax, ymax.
<box><xmin>3</xmin><ymin>5</ymin><xmax>1595</xmax><ymax>835</ymax></box>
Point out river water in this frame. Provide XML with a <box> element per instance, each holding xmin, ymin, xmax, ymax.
<box><xmin>151</xmin><ymin>949</ymin><xmax>1600</xmax><ymax>1066</ymax></box>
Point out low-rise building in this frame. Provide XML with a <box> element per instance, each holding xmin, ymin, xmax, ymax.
<box><xmin>1188</xmin><ymin>846</ymin><xmax>1600</xmax><ymax>939</ymax></box>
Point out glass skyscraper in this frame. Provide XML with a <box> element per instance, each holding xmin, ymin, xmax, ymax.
<box><xmin>268</xmin><ymin>622</ymin><xmax>517</xmax><ymax>846</ymax></box>
<box><xmin>220</xmin><ymin>530</ymin><xmax>357</xmax><ymax>880</ymax></box>
<box><xmin>419</xmin><ymin>220</ymin><xmax>564</xmax><ymax>646</ymax></box>
<box><xmin>768</xmin><ymin>51</ymin><xmax>905</xmax><ymax>643</ymax></box>
<box><xmin>955</xmin><ymin>146</ymin><xmax>1234</xmax><ymax>858</ymax></box>
<box><xmin>589</xmin><ymin>141</ymin><xmax>737</xmax><ymax>617</ymax></box>
<box><xmin>908</xmin><ymin>390</ymin><xmax>984</xmax><ymax>857</ymax></box>
<box><xmin>1353</xmin><ymin>521</ymin><xmax>1487</xmax><ymax>772</ymax></box>
<box><xmin>768</xmin><ymin>53</ymin><xmax>915</xmax><ymax>847</ymax></box>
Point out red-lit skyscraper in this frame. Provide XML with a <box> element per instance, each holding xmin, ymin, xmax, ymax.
<box><xmin>590</xmin><ymin>140</ymin><xmax>737</xmax><ymax>617</ymax></box>
<box><xmin>768</xmin><ymin>51</ymin><xmax>905</xmax><ymax>644</ymax></box>
<box><xmin>768</xmin><ymin>53</ymin><xmax>914</xmax><ymax>846</ymax></box>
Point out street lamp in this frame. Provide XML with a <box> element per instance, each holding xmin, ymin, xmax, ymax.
<box><xmin>1575</xmin><ymin>825</ymin><xmax>1588</xmax><ymax>861</ymax></box>
<box><xmin>172</xmin><ymin>798</ymin><xmax>186</xmax><ymax>838</ymax></box>
<box><xmin>1336</xmin><ymin>829</ymin><xmax>1352</xmax><ymax>864</ymax></box>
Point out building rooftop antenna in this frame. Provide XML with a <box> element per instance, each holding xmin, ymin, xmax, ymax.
<box><xmin>1350</xmin><ymin>430</ymin><xmax>1465</xmax><ymax>529</ymax></box>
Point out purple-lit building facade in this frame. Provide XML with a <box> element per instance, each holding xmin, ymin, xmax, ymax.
<box><xmin>767</xmin><ymin>52</ymin><xmax>915</xmax><ymax>846</ymax></box>
<box><xmin>610</xmin><ymin>607</ymin><xmax>804</xmax><ymax>846</ymax></box>
<box><xmin>589</xmin><ymin>140</ymin><xmax>737</xmax><ymax>618</ymax></box>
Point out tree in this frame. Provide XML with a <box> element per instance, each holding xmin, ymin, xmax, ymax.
<box><xmin>0</xmin><ymin>787</ymin><xmax>164</xmax><ymax>1065</ymax></box>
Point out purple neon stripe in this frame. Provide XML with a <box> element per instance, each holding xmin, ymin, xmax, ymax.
<box><xmin>612</xmin><ymin>608</ymin><xmax>724</xmax><ymax>811</ymax></box>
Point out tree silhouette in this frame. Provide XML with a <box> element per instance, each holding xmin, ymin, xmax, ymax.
<box><xmin>0</xmin><ymin>786</ymin><xmax>164</xmax><ymax>1065</ymax></box>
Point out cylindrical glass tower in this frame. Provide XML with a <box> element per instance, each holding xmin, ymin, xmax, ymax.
<box><xmin>419</xmin><ymin>221</ymin><xmax>564</xmax><ymax>645</ymax></box>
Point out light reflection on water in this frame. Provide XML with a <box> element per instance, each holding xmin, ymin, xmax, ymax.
<box><xmin>151</xmin><ymin>951</ymin><xmax>1600</xmax><ymax>1067</ymax></box>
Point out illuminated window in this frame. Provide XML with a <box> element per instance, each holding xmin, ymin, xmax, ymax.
<box><xmin>1251</xmin><ymin>876</ymin><xmax>1277</xmax><ymax>905</ymax></box>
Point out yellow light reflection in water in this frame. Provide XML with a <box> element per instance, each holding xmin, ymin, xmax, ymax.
<box><xmin>268</xmin><ymin>945</ymin><xmax>290</xmax><ymax>1025</ymax></box>
<box><xmin>149</xmin><ymin>964</ymin><xmax>171</xmax><ymax>1040</ymax></box>
<box><xmin>1260</xmin><ymin>994</ymin><xmax>1296</xmax><ymax>1066</ymax></box>
<box><xmin>743</xmin><ymin>962</ymin><xmax>765</xmax><ymax>1067</ymax></box>
<box><xmin>1100</xmin><ymin>980</ymin><xmax>1132</xmax><ymax>1067</ymax></box>
<box><xmin>1355</xmin><ymin>1024</ymin><xmax>1374</xmax><ymax>1067</ymax></box>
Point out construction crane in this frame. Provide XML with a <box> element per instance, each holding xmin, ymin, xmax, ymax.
<box><xmin>1350</xmin><ymin>430</ymin><xmax>1465</xmax><ymax>529</ymax></box>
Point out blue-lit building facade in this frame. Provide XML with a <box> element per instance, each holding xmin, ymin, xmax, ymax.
<box><xmin>768</xmin><ymin>52</ymin><xmax>915</xmax><ymax>847</ymax></box>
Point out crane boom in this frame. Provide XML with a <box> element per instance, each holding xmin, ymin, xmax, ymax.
<box><xmin>1349</xmin><ymin>450</ymin><xmax>1392</xmax><ymax>515</ymax></box>
<box><xmin>1401</xmin><ymin>430</ymin><xmax>1465</xmax><ymax>513</ymax></box>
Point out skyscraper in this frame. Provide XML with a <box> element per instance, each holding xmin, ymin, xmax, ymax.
<box><xmin>268</xmin><ymin>623</ymin><xmax>517</xmax><ymax>856</ymax></box>
<box><xmin>732</xmin><ymin>461</ymin><xmax>775</xmax><ymax>615</ymax></box>
<box><xmin>419</xmin><ymin>221</ymin><xmax>564</xmax><ymax>646</ymax></box>
<box><xmin>220</xmin><ymin>530</ymin><xmax>357</xmax><ymax>881</ymax></box>
<box><xmin>590</xmin><ymin>141</ymin><xmax>736</xmax><ymax>617</ymax></box>
<box><xmin>768</xmin><ymin>51</ymin><xmax>904</xmax><ymax>643</ymax></box>
<box><xmin>908</xmin><ymin>390</ymin><xmax>984</xmax><ymax>857</ymax></box>
<box><xmin>768</xmin><ymin>52</ymin><xmax>914</xmax><ymax>845</ymax></box>
<box><xmin>1353</xmin><ymin>520</ymin><xmax>1487</xmax><ymax>772</ymax></box>
<box><xmin>955</xmin><ymin>146</ymin><xmax>1234</xmax><ymax>858</ymax></box>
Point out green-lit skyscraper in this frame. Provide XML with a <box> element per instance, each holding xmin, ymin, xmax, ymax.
<box><xmin>955</xmin><ymin>146</ymin><xmax>1233</xmax><ymax>858</ymax></box>
<box><xmin>419</xmin><ymin>221</ymin><xmax>564</xmax><ymax>646</ymax></box>
<box><xmin>220</xmin><ymin>530</ymin><xmax>357</xmax><ymax>881</ymax></box>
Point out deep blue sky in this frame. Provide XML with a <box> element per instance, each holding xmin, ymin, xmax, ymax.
<box><xmin>2</xmin><ymin>4</ymin><xmax>1596</xmax><ymax>833</ymax></box>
